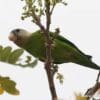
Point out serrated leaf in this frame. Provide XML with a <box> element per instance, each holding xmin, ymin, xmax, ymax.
<box><xmin>0</xmin><ymin>76</ymin><xmax>19</xmax><ymax>95</ymax></box>
<box><xmin>0</xmin><ymin>46</ymin><xmax>12</xmax><ymax>62</ymax></box>
<box><xmin>0</xmin><ymin>46</ymin><xmax>37</xmax><ymax>68</ymax></box>
<box><xmin>8</xmin><ymin>49</ymin><xmax>24</xmax><ymax>64</ymax></box>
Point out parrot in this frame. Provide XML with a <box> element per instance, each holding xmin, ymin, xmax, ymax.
<box><xmin>8</xmin><ymin>28</ymin><xmax>100</xmax><ymax>70</ymax></box>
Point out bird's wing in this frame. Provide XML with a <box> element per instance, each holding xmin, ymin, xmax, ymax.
<box><xmin>56</xmin><ymin>34</ymin><xmax>92</xmax><ymax>60</ymax></box>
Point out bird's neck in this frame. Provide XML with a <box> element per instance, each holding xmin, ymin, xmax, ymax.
<box><xmin>15</xmin><ymin>34</ymin><xmax>31</xmax><ymax>48</ymax></box>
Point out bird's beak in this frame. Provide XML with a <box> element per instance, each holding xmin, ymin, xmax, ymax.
<box><xmin>8</xmin><ymin>33</ymin><xmax>17</xmax><ymax>42</ymax></box>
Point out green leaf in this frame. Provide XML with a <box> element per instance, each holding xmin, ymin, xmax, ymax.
<box><xmin>0</xmin><ymin>46</ymin><xmax>3</xmax><ymax>59</ymax></box>
<box><xmin>0</xmin><ymin>76</ymin><xmax>19</xmax><ymax>95</ymax></box>
<box><xmin>56</xmin><ymin>73</ymin><xmax>64</xmax><ymax>84</ymax></box>
<box><xmin>0</xmin><ymin>46</ymin><xmax>12</xmax><ymax>62</ymax></box>
<box><xmin>0</xmin><ymin>45</ymin><xmax>3</xmax><ymax>52</ymax></box>
<box><xmin>25</xmin><ymin>56</ymin><xmax>32</xmax><ymax>63</ymax></box>
<box><xmin>17</xmin><ymin>59</ymin><xmax>38</xmax><ymax>68</ymax></box>
<box><xmin>8</xmin><ymin>49</ymin><xmax>24</xmax><ymax>64</ymax></box>
<box><xmin>0</xmin><ymin>46</ymin><xmax>38</xmax><ymax>68</ymax></box>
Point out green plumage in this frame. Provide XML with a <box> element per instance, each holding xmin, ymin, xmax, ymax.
<box><xmin>9</xmin><ymin>29</ymin><xmax>100</xmax><ymax>70</ymax></box>
<box><xmin>20</xmin><ymin>30</ymin><xmax>100</xmax><ymax>70</ymax></box>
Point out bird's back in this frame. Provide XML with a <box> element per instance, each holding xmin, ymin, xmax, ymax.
<box><xmin>23</xmin><ymin>31</ymin><xmax>88</xmax><ymax>62</ymax></box>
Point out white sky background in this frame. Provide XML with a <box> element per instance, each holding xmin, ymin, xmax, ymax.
<box><xmin>0</xmin><ymin>0</ymin><xmax>100</xmax><ymax>100</ymax></box>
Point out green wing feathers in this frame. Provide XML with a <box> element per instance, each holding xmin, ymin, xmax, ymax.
<box><xmin>23</xmin><ymin>31</ymin><xmax>100</xmax><ymax>70</ymax></box>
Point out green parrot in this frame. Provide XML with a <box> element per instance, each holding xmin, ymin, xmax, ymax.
<box><xmin>8</xmin><ymin>28</ymin><xmax>100</xmax><ymax>70</ymax></box>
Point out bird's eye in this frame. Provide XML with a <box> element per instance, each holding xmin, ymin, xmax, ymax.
<box><xmin>15</xmin><ymin>29</ymin><xmax>20</xmax><ymax>33</ymax></box>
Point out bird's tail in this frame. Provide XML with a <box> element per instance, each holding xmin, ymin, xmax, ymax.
<box><xmin>80</xmin><ymin>61</ymin><xmax>100</xmax><ymax>70</ymax></box>
<box><xmin>75</xmin><ymin>58</ymin><xmax>100</xmax><ymax>70</ymax></box>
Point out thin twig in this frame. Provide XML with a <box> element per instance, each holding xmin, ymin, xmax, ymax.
<box><xmin>50</xmin><ymin>4</ymin><xmax>55</xmax><ymax>15</ymax></box>
<box><xmin>45</xmin><ymin>0</ymin><xmax>51</xmax><ymax>31</ymax></box>
<box><xmin>96</xmin><ymin>71</ymin><xmax>100</xmax><ymax>83</ymax></box>
<box><xmin>85</xmin><ymin>71</ymin><xmax>100</xmax><ymax>99</ymax></box>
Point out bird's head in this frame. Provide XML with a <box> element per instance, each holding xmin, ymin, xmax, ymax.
<box><xmin>9</xmin><ymin>28</ymin><xmax>31</xmax><ymax>47</ymax></box>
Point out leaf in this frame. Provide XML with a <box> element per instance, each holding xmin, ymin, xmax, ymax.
<box><xmin>0</xmin><ymin>45</ymin><xmax>3</xmax><ymax>52</ymax></box>
<box><xmin>17</xmin><ymin>59</ymin><xmax>38</xmax><ymax>68</ymax></box>
<box><xmin>0</xmin><ymin>76</ymin><xmax>19</xmax><ymax>95</ymax></box>
<box><xmin>0</xmin><ymin>46</ymin><xmax>3</xmax><ymax>60</ymax></box>
<box><xmin>0</xmin><ymin>46</ymin><xmax>38</xmax><ymax>68</ymax></box>
<box><xmin>25</xmin><ymin>56</ymin><xmax>32</xmax><ymax>63</ymax></box>
<box><xmin>0</xmin><ymin>87</ymin><xmax>4</xmax><ymax>95</ymax></box>
<box><xmin>56</xmin><ymin>73</ymin><xmax>64</xmax><ymax>84</ymax></box>
<box><xmin>0</xmin><ymin>46</ymin><xmax>12</xmax><ymax>62</ymax></box>
<box><xmin>8</xmin><ymin>49</ymin><xmax>24</xmax><ymax>64</ymax></box>
<box><xmin>75</xmin><ymin>93</ymin><xmax>88</xmax><ymax>100</ymax></box>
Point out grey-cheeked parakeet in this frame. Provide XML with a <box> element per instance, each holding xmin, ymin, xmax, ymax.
<box><xmin>8</xmin><ymin>29</ymin><xmax>100</xmax><ymax>70</ymax></box>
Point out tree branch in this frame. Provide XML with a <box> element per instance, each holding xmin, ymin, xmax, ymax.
<box><xmin>50</xmin><ymin>4</ymin><xmax>55</xmax><ymax>15</ymax></box>
<box><xmin>85</xmin><ymin>71</ymin><xmax>100</xmax><ymax>99</ymax></box>
<box><xmin>21</xmin><ymin>0</ymin><xmax>67</xmax><ymax>99</ymax></box>
<box><xmin>45</xmin><ymin>0</ymin><xmax>51</xmax><ymax>31</ymax></box>
<box><xmin>96</xmin><ymin>71</ymin><xmax>100</xmax><ymax>83</ymax></box>
<box><xmin>28</xmin><ymin>1</ymin><xmax>58</xmax><ymax>99</ymax></box>
<box><xmin>43</xmin><ymin>1</ymin><xmax>58</xmax><ymax>100</ymax></box>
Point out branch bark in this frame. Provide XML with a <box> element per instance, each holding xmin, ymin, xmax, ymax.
<box><xmin>23</xmin><ymin>0</ymin><xmax>58</xmax><ymax>99</ymax></box>
<box><xmin>44</xmin><ymin>1</ymin><xmax>58</xmax><ymax>99</ymax></box>
<box><xmin>85</xmin><ymin>71</ymin><xmax>100</xmax><ymax>99</ymax></box>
